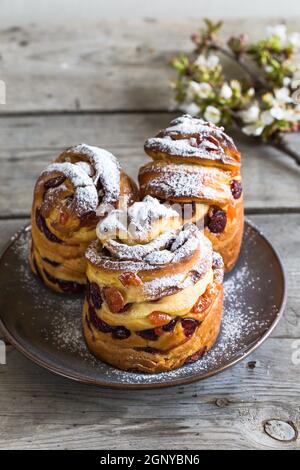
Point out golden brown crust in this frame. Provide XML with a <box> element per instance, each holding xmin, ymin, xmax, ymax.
<box><xmin>139</xmin><ymin>115</ymin><xmax>244</xmax><ymax>272</ymax></box>
<box><xmin>83</xmin><ymin>281</ymin><xmax>223</xmax><ymax>373</ymax></box>
<box><xmin>205</xmin><ymin>196</ymin><xmax>244</xmax><ymax>272</ymax></box>
<box><xmin>30</xmin><ymin>144</ymin><xmax>138</xmax><ymax>292</ymax></box>
<box><xmin>82</xmin><ymin>209</ymin><xmax>224</xmax><ymax>373</ymax></box>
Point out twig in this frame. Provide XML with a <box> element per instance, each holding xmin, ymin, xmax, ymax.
<box><xmin>230</xmin><ymin>113</ymin><xmax>300</xmax><ymax>166</ymax></box>
<box><xmin>210</xmin><ymin>43</ymin><xmax>270</xmax><ymax>90</ymax></box>
<box><xmin>271</xmin><ymin>134</ymin><xmax>300</xmax><ymax>166</ymax></box>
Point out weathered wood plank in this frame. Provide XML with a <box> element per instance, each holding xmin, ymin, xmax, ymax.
<box><xmin>0</xmin><ymin>338</ymin><xmax>299</xmax><ymax>450</ymax></box>
<box><xmin>0</xmin><ymin>113</ymin><xmax>299</xmax><ymax>217</ymax></box>
<box><xmin>0</xmin><ymin>18</ymin><xmax>299</xmax><ymax>113</ymax></box>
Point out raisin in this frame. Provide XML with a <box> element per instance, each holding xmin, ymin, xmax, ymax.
<box><xmin>162</xmin><ymin>318</ymin><xmax>177</xmax><ymax>332</ymax></box>
<box><xmin>119</xmin><ymin>303</ymin><xmax>132</xmax><ymax>313</ymax></box>
<box><xmin>112</xmin><ymin>326</ymin><xmax>131</xmax><ymax>340</ymax></box>
<box><xmin>89</xmin><ymin>282</ymin><xmax>102</xmax><ymax>309</ymax></box>
<box><xmin>43</xmin><ymin>269</ymin><xmax>84</xmax><ymax>293</ymax></box>
<box><xmin>57</xmin><ymin>278</ymin><xmax>85</xmax><ymax>294</ymax></box>
<box><xmin>80</xmin><ymin>210</ymin><xmax>98</xmax><ymax>226</ymax></box>
<box><xmin>89</xmin><ymin>305</ymin><xmax>113</xmax><ymax>333</ymax></box>
<box><xmin>44</xmin><ymin>176</ymin><xmax>66</xmax><ymax>189</ymax></box>
<box><xmin>35</xmin><ymin>207</ymin><xmax>63</xmax><ymax>244</ymax></box>
<box><xmin>230</xmin><ymin>180</ymin><xmax>243</xmax><ymax>199</ymax></box>
<box><xmin>136</xmin><ymin>328</ymin><xmax>159</xmax><ymax>341</ymax></box>
<box><xmin>181</xmin><ymin>318</ymin><xmax>199</xmax><ymax>338</ymax></box>
<box><xmin>206</xmin><ymin>206</ymin><xmax>227</xmax><ymax>234</ymax></box>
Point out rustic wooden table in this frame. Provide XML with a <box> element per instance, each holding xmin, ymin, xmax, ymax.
<box><xmin>0</xmin><ymin>18</ymin><xmax>299</xmax><ymax>450</ymax></box>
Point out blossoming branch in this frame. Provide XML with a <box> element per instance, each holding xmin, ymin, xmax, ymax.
<box><xmin>171</xmin><ymin>20</ymin><xmax>300</xmax><ymax>165</ymax></box>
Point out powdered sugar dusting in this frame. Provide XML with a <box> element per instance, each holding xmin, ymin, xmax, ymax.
<box><xmin>144</xmin><ymin>114</ymin><xmax>240</xmax><ymax>166</ymax></box>
<box><xmin>5</xmin><ymin>223</ymin><xmax>282</xmax><ymax>386</ymax></box>
<box><xmin>40</xmin><ymin>162</ymin><xmax>98</xmax><ymax>215</ymax></box>
<box><xmin>160</xmin><ymin>114</ymin><xmax>236</xmax><ymax>150</ymax></box>
<box><xmin>66</xmin><ymin>144</ymin><xmax>121</xmax><ymax>206</ymax></box>
<box><xmin>140</xmin><ymin>163</ymin><xmax>232</xmax><ymax>204</ymax></box>
<box><xmin>97</xmin><ymin>196</ymin><xmax>180</xmax><ymax>244</ymax></box>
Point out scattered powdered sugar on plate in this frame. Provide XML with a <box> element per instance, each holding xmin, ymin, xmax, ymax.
<box><xmin>5</xmin><ymin>224</ymin><xmax>281</xmax><ymax>385</ymax></box>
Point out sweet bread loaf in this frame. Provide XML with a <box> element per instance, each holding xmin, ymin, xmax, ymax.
<box><xmin>139</xmin><ymin>115</ymin><xmax>244</xmax><ymax>271</ymax></box>
<box><xmin>30</xmin><ymin>144</ymin><xmax>138</xmax><ymax>293</ymax></box>
<box><xmin>82</xmin><ymin>196</ymin><xmax>224</xmax><ymax>373</ymax></box>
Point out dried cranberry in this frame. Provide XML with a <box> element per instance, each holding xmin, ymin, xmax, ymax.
<box><xmin>119</xmin><ymin>272</ymin><xmax>143</xmax><ymax>287</ymax></box>
<box><xmin>162</xmin><ymin>318</ymin><xmax>177</xmax><ymax>332</ymax></box>
<box><xmin>80</xmin><ymin>210</ymin><xmax>98</xmax><ymax>226</ymax></box>
<box><xmin>35</xmin><ymin>207</ymin><xmax>63</xmax><ymax>244</ymax></box>
<box><xmin>89</xmin><ymin>282</ymin><xmax>102</xmax><ymax>309</ymax></box>
<box><xmin>44</xmin><ymin>176</ymin><xmax>66</xmax><ymax>189</ymax></box>
<box><xmin>230</xmin><ymin>180</ymin><xmax>242</xmax><ymax>199</ymax></box>
<box><xmin>206</xmin><ymin>206</ymin><xmax>227</xmax><ymax>234</ymax></box>
<box><xmin>136</xmin><ymin>328</ymin><xmax>159</xmax><ymax>341</ymax></box>
<box><xmin>89</xmin><ymin>305</ymin><xmax>113</xmax><ymax>333</ymax></box>
<box><xmin>102</xmin><ymin>287</ymin><xmax>125</xmax><ymax>313</ymax></box>
<box><xmin>181</xmin><ymin>318</ymin><xmax>199</xmax><ymax>338</ymax></box>
<box><xmin>112</xmin><ymin>326</ymin><xmax>131</xmax><ymax>340</ymax></box>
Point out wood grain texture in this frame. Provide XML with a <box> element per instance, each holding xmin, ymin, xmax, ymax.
<box><xmin>0</xmin><ymin>18</ymin><xmax>299</xmax><ymax>113</ymax></box>
<box><xmin>0</xmin><ymin>113</ymin><xmax>300</xmax><ymax>217</ymax></box>
<box><xmin>0</xmin><ymin>340</ymin><xmax>298</xmax><ymax>450</ymax></box>
<box><xmin>0</xmin><ymin>215</ymin><xmax>299</xmax><ymax>450</ymax></box>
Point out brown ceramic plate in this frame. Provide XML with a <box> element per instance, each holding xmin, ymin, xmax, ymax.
<box><xmin>0</xmin><ymin>222</ymin><xmax>286</xmax><ymax>389</ymax></box>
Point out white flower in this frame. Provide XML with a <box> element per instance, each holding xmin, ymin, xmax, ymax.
<box><xmin>220</xmin><ymin>83</ymin><xmax>233</xmax><ymax>100</ymax></box>
<box><xmin>288</xmin><ymin>32</ymin><xmax>300</xmax><ymax>48</ymax></box>
<box><xmin>187</xmin><ymin>81</ymin><xmax>212</xmax><ymax>99</ymax></box>
<box><xmin>283</xmin><ymin>77</ymin><xmax>292</xmax><ymax>87</ymax></box>
<box><xmin>242</xmin><ymin>124</ymin><xmax>264</xmax><ymax>136</ymax></box>
<box><xmin>194</xmin><ymin>54</ymin><xmax>219</xmax><ymax>69</ymax></box>
<box><xmin>181</xmin><ymin>102</ymin><xmax>200</xmax><ymax>116</ymax></box>
<box><xmin>270</xmin><ymin>106</ymin><xmax>285</xmax><ymax>120</ymax></box>
<box><xmin>274</xmin><ymin>87</ymin><xmax>293</xmax><ymax>104</ymax></box>
<box><xmin>204</xmin><ymin>105</ymin><xmax>221</xmax><ymax>124</ymax></box>
<box><xmin>267</xmin><ymin>24</ymin><xmax>287</xmax><ymax>45</ymax></box>
<box><xmin>291</xmin><ymin>79</ymin><xmax>300</xmax><ymax>90</ymax></box>
<box><xmin>262</xmin><ymin>92</ymin><xmax>276</xmax><ymax>106</ymax></box>
<box><xmin>264</xmin><ymin>65</ymin><xmax>274</xmax><ymax>73</ymax></box>
<box><xmin>260</xmin><ymin>110</ymin><xmax>274</xmax><ymax>125</ymax></box>
<box><xmin>206</xmin><ymin>55</ymin><xmax>220</xmax><ymax>68</ymax></box>
<box><xmin>281</xmin><ymin>109</ymin><xmax>297</xmax><ymax>121</ymax></box>
<box><xmin>239</xmin><ymin>104</ymin><xmax>260</xmax><ymax>123</ymax></box>
<box><xmin>230</xmin><ymin>80</ymin><xmax>241</xmax><ymax>93</ymax></box>
<box><xmin>247</xmin><ymin>87</ymin><xmax>255</xmax><ymax>98</ymax></box>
